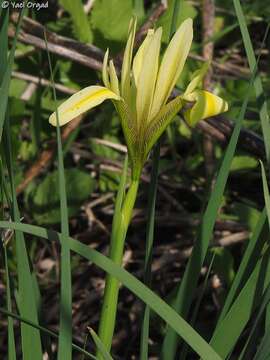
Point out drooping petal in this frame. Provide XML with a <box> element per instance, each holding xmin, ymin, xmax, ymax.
<box><xmin>184</xmin><ymin>61</ymin><xmax>210</xmax><ymax>96</ymax></box>
<box><xmin>183</xmin><ymin>90</ymin><xmax>228</xmax><ymax>127</ymax></box>
<box><xmin>150</xmin><ymin>18</ymin><xmax>193</xmax><ymax>119</ymax></box>
<box><xmin>132</xmin><ymin>29</ymin><xmax>154</xmax><ymax>87</ymax></box>
<box><xmin>121</xmin><ymin>17</ymin><xmax>137</xmax><ymax>101</ymax></box>
<box><xmin>109</xmin><ymin>60</ymin><xmax>120</xmax><ymax>95</ymax></box>
<box><xmin>49</xmin><ymin>86</ymin><xmax>120</xmax><ymax>127</ymax></box>
<box><xmin>136</xmin><ymin>27</ymin><xmax>162</xmax><ymax>124</ymax></box>
<box><xmin>102</xmin><ymin>49</ymin><xmax>110</xmax><ymax>88</ymax></box>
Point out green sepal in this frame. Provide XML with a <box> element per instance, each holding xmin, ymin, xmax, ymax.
<box><xmin>144</xmin><ymin>95</ymin><xmax>183</xmax><ymax>159</ymax></box>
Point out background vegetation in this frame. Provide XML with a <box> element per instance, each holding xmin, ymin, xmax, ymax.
<box><xmin>1</xmin><ymin>0</ymin><xmax>270</xmax><ymax>359</ymax></box>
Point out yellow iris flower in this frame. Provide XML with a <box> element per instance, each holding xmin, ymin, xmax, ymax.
<box><xmin>49</xmin><ymin>18</ymin><xmax>228</xmax><ymax>179</ymax></box>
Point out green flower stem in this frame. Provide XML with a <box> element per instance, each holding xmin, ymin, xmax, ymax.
<box><xmin>97</xmin><ymin>177</ymin><xmax>140</xmax><ymax>357</ymax></box>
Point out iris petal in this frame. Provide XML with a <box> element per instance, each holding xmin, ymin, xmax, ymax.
<box><xmin>150</xmin><ymin>18</ymin><xmax>193</xmax><ymax>119</ymax></box>
<box><xmin>121</xmin><ymin>17</ymin><xmax>137</xmax><ymax>102</ymax></box>
<box><xmin>102</xmin><ymin>49</ymin><xmax>110</xmax><ymax>88</ymax></box>
<box><xmin>132</xmin><ymin>29</ymin><xmax>154</xmax><ymax>87</ymax></box>
<box><xmin>49</xmin><ymin>86</ymin><xmax>120</xmax><ymax>127</ymax></box>
<box><xmin>136</xmin><ymin>27</ymin><xmax>162</xmax><ymax>124</ymax></box>
<box><xmin>184</xmin><ymin>90</ymin><xmax>228</xmax><ymax>127</ymax></box>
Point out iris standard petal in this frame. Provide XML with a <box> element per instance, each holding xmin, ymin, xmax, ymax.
<box><xmin>150</xmin><ymin>18</ymin><xmax>193</xmax><ymax>119</ymax></box>
<box><xmin>49</xmin><ymin>86</ymin><xmax>120</xmax><ymax>127</ymax></box>
<box><xmin>132</xmin><ymin>29</ymin><xmax>154</xmax><ymax>87</ymax></box>
<box><xmin>184</xmin><ymin>90</ymin><xmax>228</xmax><ymax>127</ymax></box>
<box><xmin>121</xmin><ymin>17</ymin><xmax>137</xmax><ymax>101</ymax></box>
<box><xmin>136</xmin><ymin>27</ymin><xmax>162</xmax><ymax>124</ymax></box>
<box><xmin>109</xmin><ymin>60</ymin><xmax>120</xmax><ymax>95</ymax></box>
<box><xmin>102</xmin><ymin>49</ymin><xmax>110</xmax><ymax>88</ymax></box>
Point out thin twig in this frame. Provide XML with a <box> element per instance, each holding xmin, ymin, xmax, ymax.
<box><xmin>12</xmin><ymin>71</ymin><xmax>77</xmax><ymax>95</ymax></box>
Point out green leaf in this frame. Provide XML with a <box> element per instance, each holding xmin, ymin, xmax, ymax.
<box><xmin>0</xmin><ymin>220</ymin><xmax>223</xmax><ymax>360</ymax></box>
<box><xmin>91</xmin><ymin>0</ymin><xmax>133</xmax><ymax>46</ymax></box>
<box><xmin>3</xmin><ymin>120</ymin><xmax>43</xmax><ymax>360</ymax></box>
<box><xmin>59</xmin><ymin>0</ymin><xmax>92</xmax><ymax>43</ymax></box>
<box><xmin>157</xmin><ymin>0</ymin><xmax>197</xmax><ymax>43</ymax></box>
<box><xmin>209</xmin><ymin>247</ymin><xmax>270</xmax><ymax>358</ymax></box>
<box><xmin>0</xmin><ymin>308</ymin><xmax>96</xmax><ymax>359</ymax></box>
<box><xmin>88</xmin><ymin>327</ymin><xmax>114</xmax><ymax>360</ymax></box>
<box><xmin>162</xmin><ymin>39</ymin><xmax>254</xmax><ymax>360</ymax></box>
<box><xmin>233</xmin><ymin>0</ymin><xmax>270</xmax><ymax>162</ymax></box>
<box><xmin>28</xmin><ymin>169</ymin><xmax>95</xmax><ymax>224</ymax></box>
<box><xmin>230</xmin><ymin>155</ymin><xmax>258</xmax><ymax>172</ymax></box>
<box><xmin>207</xmin><ymin>247</ymin><xmax>235</xmax><ymax>286</ymax></box>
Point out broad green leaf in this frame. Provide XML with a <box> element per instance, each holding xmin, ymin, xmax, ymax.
<box><xmin>27</xmin><ymin>169</ymin><xmax>95</xmax><ymax>224</ymax></box>
<box><xmin>59</xmin><ymin>0</ymin><xmax>92</xmax><ymax>43</ymax></box>
<box><xmin>230</xmin><ymin>155</ymin><xmax>258</xmax><ymax>172</ymax></box>
<box><xmin>91</xmin><ymin>0</ymin><xmax>133</xmax><ymax>46</ymax></box>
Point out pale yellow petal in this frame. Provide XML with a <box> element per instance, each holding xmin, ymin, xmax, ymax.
<box><xmin>102</xmin><ymin>49</ymin><xmax>110</xmax><ymax>88</ymax></box>
<box><xmin>132</xmin><ymin>29</ymin><xmax>154</xmax><ymax>87</ymax></box>
<box><xmin>184</xmin><ymin>61</ymin><xmax>210</xmax><ymax>96</ymax></box>
<box><xmin>109</xmin><ymin>60</ymin><xmax>120</xmax><ymax>95</ymax></box>
<box><xmin>121</xmin><ymin>17</ymin><xmax>137</xmax><ymax>101</ymax></box>
<box><xmin>136</xmin><ymin>27</ymin><xmax>162</xmax><ymax>124</ymax></box>
<box><xmin>150</xmin><ymin>18</ymin><xmax>193</xmax><ymax>119</ymax></box>
<box><xmin>49</xmin><ymin>86</ymin><xmax>120</xmax><ymax>127</ymax></box>
<box><xmin>184</xmin><ymin>90</ymin><xmax>228</xmax><ymax>127</ymax></box>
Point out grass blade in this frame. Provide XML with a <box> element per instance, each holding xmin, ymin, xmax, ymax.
<box><xmin>88</xmin><ymin>327</ymin><xmax>114</xmax><ymax>360</ymax></box>
<box><xmin>0</xmin><ymin>8</ymin><xmax>24</xmax><ymax>141</ymax></box>
<box><xmin>0</xmin><ymin>9</ymin><xmax>16</xmax><ymax>360</ymax></box>
<box><xmin>162</xmin><ymin>43</ymin><xmax>256</xmax><ymax>360</ymax></box>
<box><xmin>217</xmin><ymin>208</ymin><xmax>267</xmax><ymax>323</ymax></box>
<box><xmin>3</xmin><ymin>120</ymin><xmax>43</xmax><ymax>358</ymax></box>
<box><xmin>0</xmin><ymin>220</ymin><xmax>223</xmax><ymax>360</ymax></box>
<box><xmin>253</xmin><ymin>325</ymin><xmax>270</xmax><ymax>360</ymax></box>
<box><xmin>233</xmin><ymin>0</ymin><xmax>270</xmax><ymax>162</ymax></box>
<box><xmin>0</xmin><ymin>308</ymin><xmax>96</xmax><ymax>359</ymax></box>
<box><xmin>238</xmin><ymin>281</ymin><xmax>270</xmax><ymax>359</ymax></box>
<box><xmin>209</xmin><ymin>246</ymin><xmax>270</xmax><ymax>358</ymax></box>
<box><xmin>44</xmin><ymin>32</ymin><xmax>72</xmax><ymax>360</ymax></box>
<box><xmin>140</xmin><ymin>143</ymin><xmax>160</xmax><ymax>360</ymax></box>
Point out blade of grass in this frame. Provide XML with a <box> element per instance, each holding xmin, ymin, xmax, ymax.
<box><xmin>44</xmin><ymin>32</ymin><xmax>72</xmax><ymax>360</ymax></box>
<box><xmin>3</xmin><ymin>119</ymin><xmax>43</xmax><ymax>358</ymax></box>
<box><xmin>233</xmin><ymin>0</ymin><xmax>270</xmax><ymax>162</ymax></box>
<box><xmin>0</xmin><ymin>308</ymin><xmax>96</xmax><ymax>359</ymax></box>
<box><xmin>217</xmin><ymin>208</ymin><xmax>267</xmax><ymax>323</ymax></box>
<box><xmin>140</xmin><ymin>142</ymin><xmax>160</xmax><ymax>360</ymax></box>
<box><xmin>0</xmin><ymin>7</ymin><xmax>24</xmax><ymax>141</ymax></box>
<box><xmin>162</xmin><ymin>40</ymin><xmax>257</xmax><ymax>360</ymax></box>
<box><xmin>238</xmin><ymin>281</ymin><xmax>270</xmax><ymax>360</ymax></box>
<box><xmin>88</xmin><ymin>327</ymin><xmax>114</xmax><ymax>360</ymax></box>
<box><xmin>0</xmin><ymin>9</ymin><xmax>16</xmax><ymax>360</ymax></box>
<box><xmin>253</xmin><ymin>325</ymin><xmax>270</xmax><ymax>360</ymax></box>
<box><xmin>2</xmin><ymin>242</ymin><xmax>16</xmax><ymax>360</ymax></box>
<box><xmin>0</xmin><ymin>220</ymin><xmax>223</xmax><ymax>360</ymax></box>
<box><xmin>180</xmin><ymin>253</ymin><xmax>216</xmax><ymax>360</ymax></box>
<box><xmin>209</xmin><ymin>245</ymin><xmax>270</xmax><ymax>358</ymax></box>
